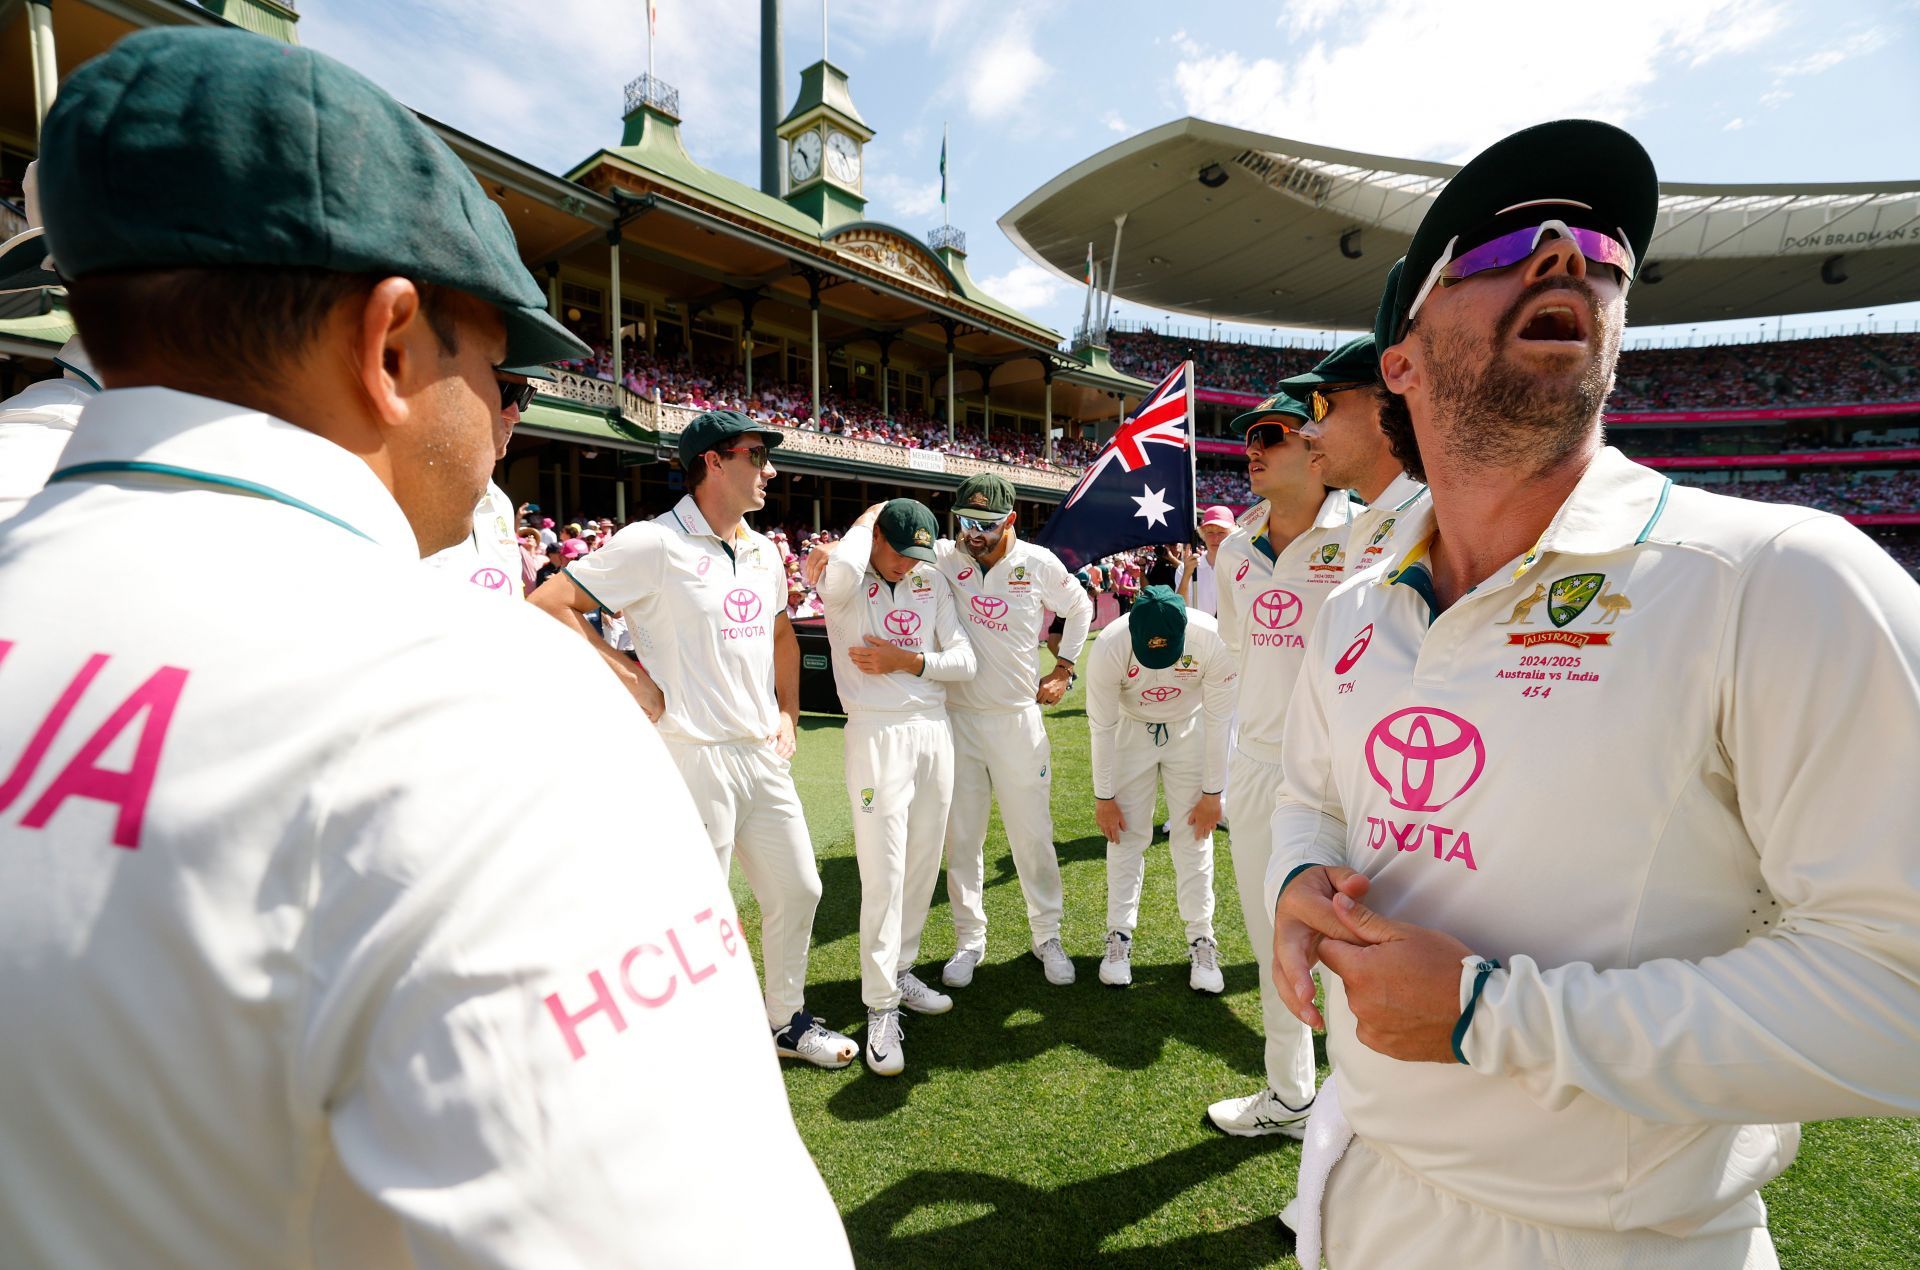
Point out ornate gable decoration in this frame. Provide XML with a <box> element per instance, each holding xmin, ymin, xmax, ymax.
<box><xmin>833</xmin><ymin>227</ymin><xmax>948</xmax><ymax>291</ymax></box>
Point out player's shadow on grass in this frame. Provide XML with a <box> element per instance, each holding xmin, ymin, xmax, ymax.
<box><xmin>841</xmin><ymin>1135</ymin><xmax>1296</xmax><ymax>1267</ymax></box>
<box><xmin>813</xmin><ymin>955</ymin><xmax>1305</xmax><ymax>1121</ymax></box>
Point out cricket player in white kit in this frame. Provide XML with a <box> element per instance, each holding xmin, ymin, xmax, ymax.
<box><xmin>1270</xmin><ymin>120</ymin><xmax>1920</xmax><ymax>1268</ymax></box>
<box><xmin>1086</xmin><ymin>585</ymin><xmax>1236</xmax><ymax>992</ymax></box>
<box><xmin>0</xmin><ymin>30</ymin><xmax>849</xmax><ymax>1266</ymax></box>
<box><xmin>938</xmin><ymin>474</ymin><xmax>1093</xmax><ymax>987</ymax></box>
<box><xmin>1208</xmin><ymin>391</ymin><xmax>1352</xmax><ymax>1138</ymax></box>
<box><xmin>424</xmin><ymin>366</ymin><xmax>540</xmax><ymax>598</ymax></box>
<box><xmin>818</xmin><ymin>499</ymin><xmax>975</xmax><ymax>1075</ymax></box>
<box><xmin>533</xmin><ymin>410</ymin><xmax>857</xmax><ymax>1068</ymax></box>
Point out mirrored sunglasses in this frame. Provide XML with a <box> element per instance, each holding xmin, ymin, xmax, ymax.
<box><xmin>496</xmin><ymin>375</ymin><xmax>537</xmax><ymax>413</ymax></box>
<box><xmin>956</xmin><ymin>512</ymin><xmax>1013</xmax><ymax>534</ymax></box>
<box><xmin>1245</xmin><ymin>421</ymin><xmax>1303</xmax><ymax>451</ymax></box>
<box><xmin>1407</xmin><ymin>219</ymin><xmax>1635</xmax><ymax>324</ymax></box>
<box><xmin>1309</xmin><ymin>384</ymin><xmax>1368</xmax><ymax>423</ymax></box>
<box><xmin>717</xmin><ymin>444</ymin><xmax>772</xmax><ymax>467</ymax></box>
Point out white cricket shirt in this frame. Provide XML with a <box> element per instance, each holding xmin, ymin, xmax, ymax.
<box><xmin>1085</xmin><ymin>610</ymin><xmax>1238</xmax><ymax>799</ymax></box>
<box><xmin>0</xmin><ymin>388</ymin><xmax>848</xmax><ymax>1268</ymax></box>
<box><xmin>566</xmin><ymin>495</ymin><xmax>786</xmax><ymax>747</ymax></box>
<box><xmin>819</xmin><ymin>525</ymin><xmax>974</xmax><ymax>714</ymax></box>
<box><xmin>1344</xmin><ymin>471</ymin><xmax>1428</xmax><ymax>575</ymax></box>
<box><xmin>937</xmin><ymin>537</ymin><xmax>1092</xmax><ymax>711</ymax></box>
<box><xmin>1267</xmin><ymin>446</ymin><xmax>1920</xmax><ymax>1236</ymax></box>
<box><xmin>1215</xmin><ymin>489</ymin><xmax>1356</xmax><ymax>758</ymax></box>
<box><xmin>423</xmin><ymin>480</ymin><xmax>521</xmax><ymax>598</ymax></box>
<box><xmin>0</xmin><ymin>355</ymin><xmax>96</xmax><ymax>524</ymax></box>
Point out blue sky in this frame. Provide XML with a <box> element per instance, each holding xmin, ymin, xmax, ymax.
<box><xmin>302</xmin><ymin>0</ymin><xmax>1920</xmax><ymax>347</ymax></box>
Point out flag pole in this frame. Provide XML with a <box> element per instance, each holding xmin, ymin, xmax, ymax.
<box><xmin>1185</xmin><ymin>359</ymin><xmax>1198</xmax><ymax>537</ymax></box>
<box><xmin>647</xmin><ymin>0</ymin><xmax>655</xmax><ymax>81</ymax></box>
<box><xmin>942</xmin><ymin>122</ymin><xmax>949</xmax><ymax>228</ymax></box>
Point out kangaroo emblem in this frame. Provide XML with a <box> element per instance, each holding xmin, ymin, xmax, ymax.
<box><xmin>1593</xmin><ymin>583</ymin><xmax>1633</xmax><ymax>624</ymax></box>
<box><xmin>1495</xmin><ymin>583</ymin><xmax>1548</xmax><ymax>625</ymax></box>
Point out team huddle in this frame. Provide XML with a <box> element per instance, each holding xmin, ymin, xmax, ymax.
<box><xmin>3</xmin><ymin>24</ymin><xmax>1917</xmax><ymax>1270</ymax></box>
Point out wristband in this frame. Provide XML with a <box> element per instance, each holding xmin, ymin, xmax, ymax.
<box><xmin>1451</xmin><ymin>955</ymin><xmax>1501</xmax><ymax>1065</ymax></box>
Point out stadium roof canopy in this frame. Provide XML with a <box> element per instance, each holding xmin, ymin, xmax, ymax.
<box><xmin>1001</xmin><ymin>118</ymin><xmax>1920</xmax><ymax>331</ymax></box>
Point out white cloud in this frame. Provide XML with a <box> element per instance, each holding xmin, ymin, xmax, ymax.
<box><xmin>978</xmin><ymin>262</ymin><xmax>1063</xmax><ymax>311</ymax></box>
<box><xmin>962</xmin><ymin>25</ymin><xmax>1053</xmax><ymax>121</ymax></box>
<box><xmin>1772</xmin><ymin>27</ymin><xmax>1891</xmax><ymax>78</ymax></box>
<box><xmin>869</xmin><ymin>172</ymin><xmax>944</xmax><ymax>219</ymax></box>
<box><xmin>1102</xmin><ymin>111</ymin><xmax>1131</xmax><ymax>134</ymax></box>
<box><xmin>1723</xmin><ymin>116</ymin><xmax>1746</xmax><ymax>131</ymax></box>
<box><xmin>1171</xmin><ymin>0</ymin><xmax>1794</xmax><ymax>162</ymax></box>
<box><xmin>1280</xmin><ymin>0</ymin><xmax>1348</xmax><ymax>38</ymax></box>
<box><xmin>1760</xmin><ymin>87</ymin><xmax>1794</xmax><ymax>108</ymax></box>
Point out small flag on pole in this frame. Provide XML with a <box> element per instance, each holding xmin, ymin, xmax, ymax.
<box><xmin>939</xmin><ymin>128</ymin><xmax>948</xmax><ymax>206</ymax></box>
<box><xmin>648</xmin><ymin>0</ymin><xmax>658</xmax><ymax>35</ymax></box>
<box><xmin>1085</xmin><ymin>242</ymin><xmax>1095</xmax><ymax>285</ymax></box>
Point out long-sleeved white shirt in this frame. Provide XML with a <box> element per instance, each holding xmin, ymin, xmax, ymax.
<box><xmin>0</xmin><ymin>388</ymin><xmax>848</xmax><ymax>1267</ymax></box>
<box><xmin>819</xmin><ymin>525</ymin><xmax>974</xmax><ymax>714</ymax></box>
<box><xmin>1214</xmin><ymin>489</ymin><xmax>1356</xmax><ymax>759</ymax></box>
<box><xmin>1265</xmin><ymin>446</ymin><xmax>1920</xmax><ymax>1237</ymax></box>
<box><xmin>1085</xmin><ymin>610</ymin><xmax>1237</xmax><ymax>799</ymax></box>
<box><xmin>937</xmin><ymin>536</ymin><xmax>1092</xmax><ymax>711</ymax></box>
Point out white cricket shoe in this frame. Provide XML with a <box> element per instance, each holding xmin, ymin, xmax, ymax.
<box><xmin>897</xmin><ymin>970</ymin><xmax>953</xmax><ymax>1015</ymax></box>
<box><xmin>1098</xmin><ymin>930</ymin><xmax>1133</xmax><ymax>987</ymax></box>
<box><xmin>865</xmin><ymin>1008</ymin><xmax>905</xmax><ymax>1077</ymax></box>
<box><xmin>942</xmin><ymin>948</ymin><xmax>982</xmax><ymax>988</ymax></box>
<box><xmin>773</xmin><ymin>1012</ymin><xmax>858</xmax><ymax>1069</ymax></box>
<box><xmin>1034</xmin><ymin>937</ymin><xmax>1076</xmax><ymax>985</ymax></box>
<box><xmin>1205</xmin><ymin>1087</ymin><xmax>1312</xmax><ymax>1139</ymax></box>
<box><xmin>1188</xmin><ymin>937</ymin><xmax>1224</xmax><ymax>994</ymax></box>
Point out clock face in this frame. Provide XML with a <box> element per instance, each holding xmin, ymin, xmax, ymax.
<box><xmin>826</xmin><ymin>130</ymin><xmax>860</xmax><ymax>184</ymax></box>
<box><xmin>789</xmin><ymin>131</ymin><xmax>821</xmax><ymax>184</ymax></box>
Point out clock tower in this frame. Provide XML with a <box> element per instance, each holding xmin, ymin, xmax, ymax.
<box><xmin>777</xmin><ymin>59</ymin><xmax>872</xmax><ymax>231</ymax></box>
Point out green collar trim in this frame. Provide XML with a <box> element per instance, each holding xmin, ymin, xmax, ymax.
<box><xmin>1636</xmin><ymin>478</ymin><xmax>1673</xmax><ymax>545</ymax></box>
<box><xmin>47</xmin><ymin>460</ymin><xmax>376</xmax><ymax>543</ymax></box>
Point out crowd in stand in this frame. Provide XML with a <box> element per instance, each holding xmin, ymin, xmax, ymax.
<box><xmin>1107</xmin><ymin>329</ymin><xmax>1920</xmax><ymax>412</ymax></box>
<box><xmin>1680</xmin><ymin>470</ymin><xmax>1920</xmax><ymax>516</ymax></box>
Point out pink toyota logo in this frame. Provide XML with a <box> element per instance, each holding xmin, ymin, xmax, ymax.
<box><xmin>1365</xmin><ymin>707</ymin><xmax>1486</xmax><ymax>813</ymax></box>
<box><xmin>972</xmin><ymin>595</ymin><xmax>1008</xmax><ymax>620</ymax></box>
<box><xmin>1251</xmin><ymin>589</ymin><xmax>1302</xmax><ymax>631</ymax></box>
<box><xmin>724</xmin><ymin>588</ymin><xmax>763</xmax><ymax>623</ymax></box>
<box><xmin>1140</xmin><ymin>685</ymin><xmax>1181</xmax><ymax>703</ymax></box>
<box><xmin>883</xmin><ymin>609</ymin><xmax>921</xmax><ymax>637</ymax></box>
<box><xmin>469</xmin><ymin>567</ymin><xmax>509</xmax><ymax>591</ymax></box>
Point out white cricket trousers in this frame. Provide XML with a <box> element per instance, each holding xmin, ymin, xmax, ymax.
<box><xmin>1318</xmin><ymin>1136</ymin><xmax>1778</xmax><ymax>1269</ymax></box>
<box><xmin>1105</xmin><ymin>714</ymin><xmax>1215</xmax><ymax>942</ymax></box>
<box><xmin>944</xmin><ymin>705</ymin><xmax>1065</xmax><ymax>954</ymax></box>
<box><xmin>665</xmin><ymin>738</ymin><xmax>820</xmax><ymax>1027</ymax></box>
<box><xmin>845</xmin><ymin>710</ymin><xmax>955</xmax><ymax>1012</ymax></box>
<box><xmin>1225</xmin><ymin>746</ymin><xmax>1316</xmax><ymax>1106</ymax></box>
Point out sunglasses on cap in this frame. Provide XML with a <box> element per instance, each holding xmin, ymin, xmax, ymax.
<box><xmin>496</xmin><ymin>374</ymin><xmax>537</xmax><ymax>414</ymax></box>
<box><xmin>1245</xmin><ymin>420</ymin><xmax>1304</xmax><ymax>451</ymax></box>
<box><xmin>1406</xmin><ymin>218</ymin><xmax>1635</xmax><ymax>326</ymax></box>
<box><xmin>716</xmin><ymin>444</ymin><xmax>772</xmax><ymax>467</ymax></box>
<box><xmin>956</xmin><ymin>511</ymin><xmax>1013</xmax><ymax>534</ymax></box>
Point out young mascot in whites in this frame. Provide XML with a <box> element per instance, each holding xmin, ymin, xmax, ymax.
<box><xmin>1205</xmin><ymin>391</ymin><xmax>1352</xmax><ymax>1139</ymax></box>
<box><xmin>533</xmin><ymin>410</ymin><xmax>858</xmax><ymax>1069</ymax></box>
<box><xmin>1269</xmin><ymin>119</ymin><xmax>1920</xmax><ymax>1268</ymax></box>
<box><xmin>817</xmin><ymin>500</ymin><xmax>975</xmax><ymax>1077</ymax></box>
<box><xmin>1085</xmin><ymin>585</ymin><xmax>1237</xmax><ymax>991</ymax></box>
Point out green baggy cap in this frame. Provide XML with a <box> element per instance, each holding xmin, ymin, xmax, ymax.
<box><xmin>877</xmin><ymin>499</ymin><xmax>939</xmax><ymax>564</ymax></box>
<box><xmin>1276</xmin><ymin>334</ymin><xmax>1379</xmax><ymax>400</ymax></box>
<box><xmin>953</xmin><ymin>473</ymin><xmax>1016</xmax><ymax>517</ymax></box>
<box><xmin>1129</xmin><ymin>585</ymin><xmax>1187</xmax><ymax>670</ymax></box>
<box><xmin>1228</xmin><ymin>389</ymin><xmax>1312</xmax><ymax>435</ymax></box>
<box><xmin>676</xmin><ymin>409</ymin><xmax>783</xmax><ymax>468</ymax></box>
<box><xmin>1380</xmin><ymin>119</ymin><xmax>1658</xmax><ymax>350</ymax></box>
<box><xmin>38</xmin><ymin>27</ymin><xmax>590</xmax><ymax>368</ymax></box>
<box><xmin>1371</xmin><ymin>259</ymin><xmax>1407</xmax><ymax>374</ymax></box>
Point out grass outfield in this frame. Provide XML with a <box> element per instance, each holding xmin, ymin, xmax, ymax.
<box><xmin>727</xmin><ymin>653</ymin><xmax>1920</xmax><ymax>1267</ymax></box>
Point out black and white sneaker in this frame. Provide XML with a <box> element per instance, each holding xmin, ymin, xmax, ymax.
<box><xmin>1098</xmin><ymin>930</ymin><xmax>1133</xmax><ymax>987</ymax></box>
<box><xmin>773</xmin><ymin>1011</ymin><xmax>858</xmax><ymax>1069</ymax></box>
<box><xmin>1189</xmin><ymin>937</ymin><xmax>1224</xmax><ymax>994</ymax></box>
<box><xmin>865</xmin><ymin>1008</ymin><xmax>905</xmax><ymax>1077</ymax></box>
<box><xmin>1205</xmin><ymin>1087</ymin><xmax>1312</xmax><ymax>1138</ymax></box>
<box><xmin>898</xmin><ymin>970</ymin><xmax>953</xmax><ymax>1015</ymax></box>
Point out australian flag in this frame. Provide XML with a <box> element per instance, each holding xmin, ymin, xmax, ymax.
<box><xmin>1034</xmin><ymin>362</ymin><xmax>1194</xmax><ymax>571</ymax></box>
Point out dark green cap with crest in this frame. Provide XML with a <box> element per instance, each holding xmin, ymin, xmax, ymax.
<box><xmin>1129</xmin><ymin>585</ymin><xmax>1187</xmax><ymax>670</ymax></box>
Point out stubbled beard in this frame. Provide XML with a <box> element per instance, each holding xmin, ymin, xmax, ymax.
<box><xmin>1419</xmin><ymin>276</ymin><xmax>1622</xmax><ymax>478</ymax></box>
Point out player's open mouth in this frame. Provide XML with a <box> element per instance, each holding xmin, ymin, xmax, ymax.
<box><xmin>1516</xmin><ymin>297</ymin><xmax>1588</xmax><ymax>343</ymax></box>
